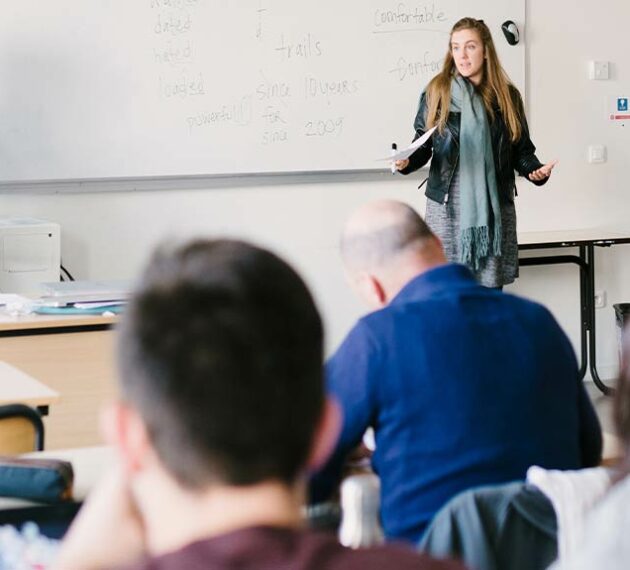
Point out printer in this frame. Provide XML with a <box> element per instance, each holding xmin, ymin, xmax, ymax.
<box><xmin>0</xmin><ymin>218</ymin><xmax>60</xmax><ymax>293</ymax></box>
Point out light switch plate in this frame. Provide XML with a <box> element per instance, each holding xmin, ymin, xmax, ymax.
<box><xmin>589</xmin><ymin>61</ymin><xmax>610</xmax><ymax>80</ymax></box>
<box><xmin>588</xmin><ymin>145</ymin><xmax>606</xmax><ymax>163</ymax></box>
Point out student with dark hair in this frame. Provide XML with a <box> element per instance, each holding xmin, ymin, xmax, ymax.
<box><xmin>311</xmin><ymin>200</ymin><xmax>602</xmax><ymax>545</ymax></box>
<box><xmin>53</xmin><ymin>239</ymin><xmax>461</xmax><ymax>570</ymax></box>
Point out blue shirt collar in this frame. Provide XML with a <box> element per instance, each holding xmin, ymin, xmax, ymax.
<box><xmin>390</xmin><ymin>263</ymin><xmax>479</xmax><ymax>305</ymax></box>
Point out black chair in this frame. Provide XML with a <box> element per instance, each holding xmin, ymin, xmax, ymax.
<box><xmin>0</xmin><ymin>404</ymin><xmax>45</xmax><ymax>453</ymax></box>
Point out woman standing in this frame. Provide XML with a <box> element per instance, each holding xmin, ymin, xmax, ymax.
<box><xmin>397</xmin><ymin>17</ymin><xmax>556</xmax><ymax>288</ymax></box>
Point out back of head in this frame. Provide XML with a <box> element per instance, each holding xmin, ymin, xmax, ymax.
<box><xmin>340</xmin><ymin>200</ymin><xmax>437</xmax><ymax>272</ymax></box>
<box><xmin>117</xmin><ymin>239</ymin><xmax>324</xmax><ymax>489</ymax></box>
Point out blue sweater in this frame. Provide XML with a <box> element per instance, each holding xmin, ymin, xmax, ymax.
<box><xmin>311</xmin><ymin>264</ymin><xmax>602</xmax><ymax>543</ymax></box>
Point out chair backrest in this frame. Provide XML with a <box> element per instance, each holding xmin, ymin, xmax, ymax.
<box><xmin>0</xmin><ymin>404</ymin><xmax>44</xmax><ymax>454</ymax></box>
<box><xmin>420</xmin><ymin>481</ymin><xmax>557</xmax><ymax>570</ymax></box>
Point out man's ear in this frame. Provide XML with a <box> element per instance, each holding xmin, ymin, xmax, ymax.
<box><xmin>355</xmin><ymin>272</ymin><xmax>387</xmax><ymax>309</ymax></box>
<box><xmin>307</xmin><ymin>397</ymin><xmax>342</xmax><ymax>471</ymax></box>
<box><xmin>100</xmin><ymin>401</ymin><xmax>152</xmax><ymax>476</ymax></box>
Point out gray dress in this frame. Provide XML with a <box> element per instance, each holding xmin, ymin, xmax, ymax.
<box><xmin>425</xmin><ymin>167</ymin><xmax>519</xmax><ymax>287</ymax></box>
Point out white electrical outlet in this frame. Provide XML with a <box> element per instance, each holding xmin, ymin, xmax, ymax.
<box><xmin>594</xmin><ymin>290</ymin><xmax>607</xmax><ymax>309</ymax></box>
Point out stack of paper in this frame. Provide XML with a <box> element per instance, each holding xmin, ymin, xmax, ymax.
<box><xmin>38</xmin><ymin>280</ymin><xmax>131</xmax><ymax>307</ymax></box>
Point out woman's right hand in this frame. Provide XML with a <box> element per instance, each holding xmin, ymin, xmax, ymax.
<box><xmin>394</xmin><ymin>159</ymin><xmax>409</xmax><ymax>171</ymax></box>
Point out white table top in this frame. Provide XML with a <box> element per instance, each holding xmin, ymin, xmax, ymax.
<box><xmin>0</xmin><ymin>311</ymin><xmax>116</xmax><ymax>333</ymax></box>
<box><xmin>0</xmin><ymin>361</ymin><xmax>59</xmax><ymax>407</ymax></box>
<box><xmin>519</xmin><ymin>228</ymin><xmax>630</xmax><ymax>248</ymax></box>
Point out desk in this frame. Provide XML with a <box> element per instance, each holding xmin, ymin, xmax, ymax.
<box><xmin>0</xmin><ymin>361</ymin><xmax>59</xmax><ymax>416</ymax></box>
<box><xmin>0</xmin><ymin>313</ymin><xmax>117</xmax><ymax>449</ymax></box>
<box><xmin>518</xmin><ymin>229</ymin><xmax>630</xmax><ymax>395</ymax></box>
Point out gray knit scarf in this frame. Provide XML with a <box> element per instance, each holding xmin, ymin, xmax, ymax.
<box><xmin>450</xmin><ymin>75</ymin><xmax>501</xmax><ymax>270</ymax></box>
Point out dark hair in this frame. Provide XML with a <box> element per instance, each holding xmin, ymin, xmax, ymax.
<box><xmin>117</xmin><ymin>239</ymin><xmax>324</xmax><ymax>488</ymax></box>
<box><xmin>614</xmin><ymin>325</ymin><xmax>630</xmax><ymax>473</ymax></box>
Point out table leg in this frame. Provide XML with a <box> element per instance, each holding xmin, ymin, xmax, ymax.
<box><xmin>585</xmin><ymin>245</ymin><xmax>614</xmax><ymax>395</ymax></box>
<box><xmin>579</xmin><ymin>245</ymin><xmax>589</xmax><ymax>379</ymax></box>
<box><xmin>519</xmin><ymin>255</ymin><xmax>589</xmax><ymax>380</ymax></box>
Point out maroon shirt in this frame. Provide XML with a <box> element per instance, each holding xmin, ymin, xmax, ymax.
<box><xmin>124</xmin><ymin>526</ymin><xmax>464</xmax><ymax>570</ymax></box>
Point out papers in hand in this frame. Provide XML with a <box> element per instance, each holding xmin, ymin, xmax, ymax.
<box><xmin>378</xmin><ymin>126</ymin><xmax>437</xmax><ymax>162</ymax></box>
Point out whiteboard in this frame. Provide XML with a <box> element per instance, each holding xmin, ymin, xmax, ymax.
<box><xmin>0</xmin><ymin>1</ymin><xmax>525</xmax><ymax>182</ymax></box>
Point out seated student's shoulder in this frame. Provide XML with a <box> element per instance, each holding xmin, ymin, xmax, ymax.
<box><xmin>119</xmin><ymin>528</ymin><xmax>466</xmax><ymax>570</ymax></box>
<box><xmin>265</xmin><ymin>528</ymin><xmax>465</xmax><ymax>570</ymax></box>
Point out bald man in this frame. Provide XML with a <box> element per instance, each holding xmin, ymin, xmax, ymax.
<box><xmin>310</xmin><ymin>200</ymin><xmax>602</xmax><ymax>544</ymax></box>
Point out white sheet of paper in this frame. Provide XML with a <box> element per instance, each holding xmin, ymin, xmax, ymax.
<box><xmin>0</xmin><ymin>294</ymin><xmax>31</xmax><ymax>306</ymax></box>
<box><xmin>377</xmin><ymin>126</ymin><xmax>437</xmax><ymax>162</ymax></box>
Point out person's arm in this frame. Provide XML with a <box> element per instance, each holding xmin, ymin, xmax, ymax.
<box><xmin>397</xmin><ymin>92</ymin><xmax>434</xmax><ymax>175</ymax></box>
<box><xmin>51</xmin><ymin>467</ymin><xmax>146</xmax><ymax>570</ymax></box>
<box><xmin>510</xmin><ymin>88</ymin><xmax>556</xmax><ymax>186</ymax></box>
<box><xmin>309</xmin><ymin>321</ymin><xmax>380</xmax><ymax>503</ymax></box>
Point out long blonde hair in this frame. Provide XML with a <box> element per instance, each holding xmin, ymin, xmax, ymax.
<box><xmin>425</xmin><ymin>17</ymin><xmax>522</xmax><ymax>143</ymax></box>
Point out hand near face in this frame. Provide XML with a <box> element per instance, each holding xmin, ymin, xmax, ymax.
<box><xmin>529</xmin><ymin>160</ymin><xmax>558</xmax><ymax>182</ymax></box>
<box><xmin>51</xmin><ymin>467</ymin><xmax>146</xmax><ymax>570</ymax></box>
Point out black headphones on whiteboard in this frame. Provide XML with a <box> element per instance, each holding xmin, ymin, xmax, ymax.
<box><xmin>501</xmin><ymin>20</ymin><xmax>520</xmax><ymax>45</ymax></box>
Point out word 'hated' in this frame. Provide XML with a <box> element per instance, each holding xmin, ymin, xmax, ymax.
<box><xmin>154</xmin><ymin>40</ymin><xmax>193</xmax><ymax>66</ymax></box>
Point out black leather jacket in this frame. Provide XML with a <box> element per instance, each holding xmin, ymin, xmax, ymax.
<box><xmin>401</xmin><ymin>86</ymin><xmax>547</xmax><ymax>203</ymax></box>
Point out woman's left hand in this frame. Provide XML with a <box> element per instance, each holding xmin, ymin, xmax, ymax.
<box><xmin>529</xmin><ymin>160</ymin><xmax>558</xmax><ymax>182</ymax></box>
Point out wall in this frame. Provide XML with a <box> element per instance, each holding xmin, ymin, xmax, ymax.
<box><xmin>1</xmin><ymin>0</ymin><xmax>629</xmax><ymax>381</ymax></box>
<box><xmin>516</xmin><ymin>0</ymin><xmax>630</xmax><ymax>381</ymax></box>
